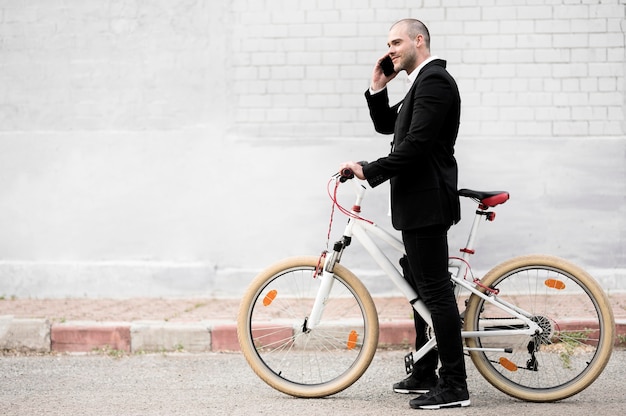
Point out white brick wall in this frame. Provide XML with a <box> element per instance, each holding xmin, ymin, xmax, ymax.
<box><xmin>228</xmin><ymin>0</ymin><xmax>625</xmax><ymax>139</ymax></box>
<box><xmin>0</xmin><ymin>1</ymin><xmax>232</xmax><ymax>131</ymax></box>
<box><xmin>2</xmin><ymin>1</ymin><xmax>622</xmax><ymax>138</ymax></box>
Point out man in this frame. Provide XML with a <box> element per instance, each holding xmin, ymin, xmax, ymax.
<box><xmin>339</xmin><ymin>19</ymin><xmax>469</xmax><ymax>410</ymax></box>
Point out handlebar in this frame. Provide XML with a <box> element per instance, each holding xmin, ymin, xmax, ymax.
<box><xmin>339</xmin><ymin>168</ymin><xmax>354</xmax><ymax>182</ymax></box>
<box><xmin>337</xmin><ymin>161</ymin><xmax>368</xmax><ymax>183</ymax></box>
<box><xmin>329</xmin><ymin>164</ymin><xmax>372</xmax><ymax>224</ymax></box>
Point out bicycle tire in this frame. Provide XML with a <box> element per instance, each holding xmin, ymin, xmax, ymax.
<box><xmin>237</xmin><ymin>256</ymin><xmax>379</xmax><ymax>398</ymax></box>
<box><xmin>464</xmin><ymin>254</ymin><xmax>614</xmax><ymax>402</ymax></box>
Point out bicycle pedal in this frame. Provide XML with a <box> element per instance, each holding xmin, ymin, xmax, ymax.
<box><xmin>404</xmin><ymin>352</ymin><xmax>414</xmax><ymax>375</ymax></box>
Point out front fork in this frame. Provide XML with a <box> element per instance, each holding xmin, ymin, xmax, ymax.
<box><xmin>307</xmin><ymin>237</ymin><xmax>351</xmax><ymax>329</ymax></box>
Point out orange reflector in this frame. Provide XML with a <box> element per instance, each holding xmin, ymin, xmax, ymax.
<box><xmin>263</xmin><ymin>289</ymin><xmax>277</xmax><ymax>306</ymax></box>
<box><xmin>545</xmin><ymin>279</ymin><xmax>566</xmax><ymax>290</ymax></box>
<box><xmin>346</xmin><ymin>330</ymin><xmax>358</xmax><ymax>350</ymax></box>
<box><xmin>499</xmin><ymin>357</ymin><xmax>518</xmax><ymax>372</ymax></box>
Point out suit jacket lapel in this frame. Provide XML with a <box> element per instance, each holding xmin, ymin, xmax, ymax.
<box><xmin>392</xmin><ymin>60</ymin><xmax>446</xmax><ymax>150</ymax></box>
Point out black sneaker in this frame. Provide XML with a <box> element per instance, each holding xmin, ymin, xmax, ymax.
<box><xmin>392</xmin><ymin>374</ymin><xmax>438</xmax><ymax>394</ymax></box>
<box><xmin>409</xmin><ymin>381</ymin><xmax>470</xmax><ymax>410</ymax></box>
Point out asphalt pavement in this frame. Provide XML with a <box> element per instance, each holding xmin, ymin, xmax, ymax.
<box><xmin>1</xmin><ymin>349</ymin><xmax>624</xmax><ymax>416</ymax></box>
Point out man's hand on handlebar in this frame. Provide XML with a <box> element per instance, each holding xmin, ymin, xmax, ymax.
<box><xmin>338</xmin><ymin>161</ymin><xmax>366</xmax><ymax>180</ymax></box>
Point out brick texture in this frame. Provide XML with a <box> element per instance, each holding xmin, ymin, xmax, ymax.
<box><xmin>0</xmin><ymin>1</ymin><xmax>623</xmax><ymax>138</ymax></box>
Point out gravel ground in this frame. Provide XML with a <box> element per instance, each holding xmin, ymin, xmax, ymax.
<box><xmin>1</xmin><ymin>349</ymin><xmax>625</xmax><ymax>416</ymax></box>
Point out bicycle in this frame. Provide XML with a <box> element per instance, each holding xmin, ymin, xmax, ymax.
<box><xmin>237</xmin><ymin>169</ymin><xmax>615</xmax><ymax>402</ymax></box>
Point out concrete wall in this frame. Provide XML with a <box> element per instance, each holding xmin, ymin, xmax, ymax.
<box><xmin>0</xmin><ymin>0</ymin><xmax>624</xmax><ymax>298</ymax></box>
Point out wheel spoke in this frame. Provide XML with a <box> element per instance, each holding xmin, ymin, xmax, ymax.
<box><xmin>464</xmin><ymin>255</ymin><xmax>614</xmax><ymax>402</ymax></box>
<box><xmin>237</xmin><ymin>257</ymin><xmax>379</xmax><ymax>398</ymax></box>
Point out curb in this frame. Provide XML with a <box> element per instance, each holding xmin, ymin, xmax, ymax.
<box><xmin>0</xmin><ymin>316</ymin><xmax>50</xmax><ymax>352</ymax></box>
<box><xmin>1</xmin><ymin>317</ymin><xmax>625</xmax><ymax>354</ymax></box>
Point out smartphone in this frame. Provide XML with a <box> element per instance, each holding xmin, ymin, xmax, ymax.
<box><xmin>380</xmin><ymin>55</ymin><xmax>395</xmax><ymax>76</ymax></box>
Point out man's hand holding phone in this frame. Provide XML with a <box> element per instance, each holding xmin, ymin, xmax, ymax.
<box><xmin>371</xmin><ymin>54</ymin><xmax>397</xmax><ymax>91</ymax></box>
<box><xmin>380</xmin><ymin>55</ymin><xmax>395</xmax><ymax>76</ymax></box>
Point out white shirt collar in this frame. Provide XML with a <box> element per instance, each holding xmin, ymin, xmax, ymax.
<box><xmin>407</xmin><ymin>55</ymin><xmax>439</xmax><ymax>87</ymax></box>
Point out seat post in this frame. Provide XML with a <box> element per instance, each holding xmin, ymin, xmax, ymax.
<box><xmin>459</xmin><ymin>206</ymin><xmax>488</xmax><ymax>261</ymax></box>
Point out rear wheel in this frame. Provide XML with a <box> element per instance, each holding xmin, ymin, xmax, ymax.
<box><xmin>464</xmin><ymin>255</ymin><xmax>614</xmax><ymax>402</ymax></box>
<box><xmin>237</xmin><ymin>256</ymin><xmax>379</xmax><ymax>398</ymax></box>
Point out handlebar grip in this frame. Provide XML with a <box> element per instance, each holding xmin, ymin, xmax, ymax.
<box><xmin>339</xmin><ymin>168</ymin><xmax>354</xmax><ymax>183</ymax></box>
<box><xmin>338</xmin><ymin>161</ymin><xmax>367</xmax><ymax>183</ymax></box>
<box><xmin>340</xmin><ymin>168</ymin><xmax>354</xmax><ymax>179</ymax></box>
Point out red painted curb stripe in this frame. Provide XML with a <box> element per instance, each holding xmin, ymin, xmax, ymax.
<box><xmin>211</xmin><ymin>323</ymin><xmax>239</xmax><ymax>351</ymax></box>
<box><xmin>41</xmin><ymin>320</ymin><xmax>626</xmax><ymax>353</ymax></box>
<box><xmin>51</xmin><ymin>324</ymin><xmax>131</xmax><ymax>353</ymax></box>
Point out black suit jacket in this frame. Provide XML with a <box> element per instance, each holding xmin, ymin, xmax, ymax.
<box><xmin>362</xmin><ymin>59</ymin><xmax>461</xmax><ymax>230</ymax></box>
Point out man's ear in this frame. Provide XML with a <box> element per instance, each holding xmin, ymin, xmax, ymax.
<box><xmin>415</xmin><ymin>34</ymin><xmax>422</xmax><ymax>48</ymax></box>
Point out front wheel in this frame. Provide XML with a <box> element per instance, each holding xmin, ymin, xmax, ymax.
<box><xmin>237</xmin><ymin>256</ymin><xmax>379</xmax><ymax>398</ymax></box>
<box><xmin>464</xmin><ymin>254</ymin><xmax>615</xmax><ymax>402</ymax></box>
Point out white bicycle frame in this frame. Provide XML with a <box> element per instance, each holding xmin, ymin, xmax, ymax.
<box><xmin>309</xmin><ymin>179</ymin><xmax>542</xmax><ymax>362</ymax></box>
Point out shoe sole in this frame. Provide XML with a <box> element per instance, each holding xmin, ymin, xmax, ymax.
<box><xmin>411</xmin><ymin>399</ymin><xmax>471</xmax><ymax>410</ymax></box>
<box><xmin>393</xmin><ymin>388</ymin><xmax>431</xmax><ymax>394</ymax></box>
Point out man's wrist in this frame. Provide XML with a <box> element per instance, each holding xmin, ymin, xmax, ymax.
<box><xmin>369</xmin><ymin>85</ymin><xmax>387</xmax><ymax>95</ymax></box>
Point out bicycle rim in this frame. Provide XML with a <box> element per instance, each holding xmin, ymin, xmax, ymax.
<box><xmin>464</xmin><ymin>255</ymin><xmax>614</xmax><ymax>402</ymax></box>
<box><xmin>237</xmin><ymin>256</ymin><xmax>379</xmax><ymax>398</ymax></box>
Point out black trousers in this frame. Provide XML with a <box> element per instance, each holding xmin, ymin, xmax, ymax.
<box><xmin>401</xmin><ymin>225</ymin><xmax>467</xmax><ymax>388</ymax></box>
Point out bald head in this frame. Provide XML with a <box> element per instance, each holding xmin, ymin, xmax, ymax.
<box><xmin>391</xmin><ymin>19</ymin><xmax>431</xmax><ymax>50</ymax></box>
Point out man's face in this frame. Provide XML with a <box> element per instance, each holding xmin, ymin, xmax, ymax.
<box><xmin>387</xmin><ymin>24</ymin><xmax>419</xmax><ymax>74</ymax></box>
